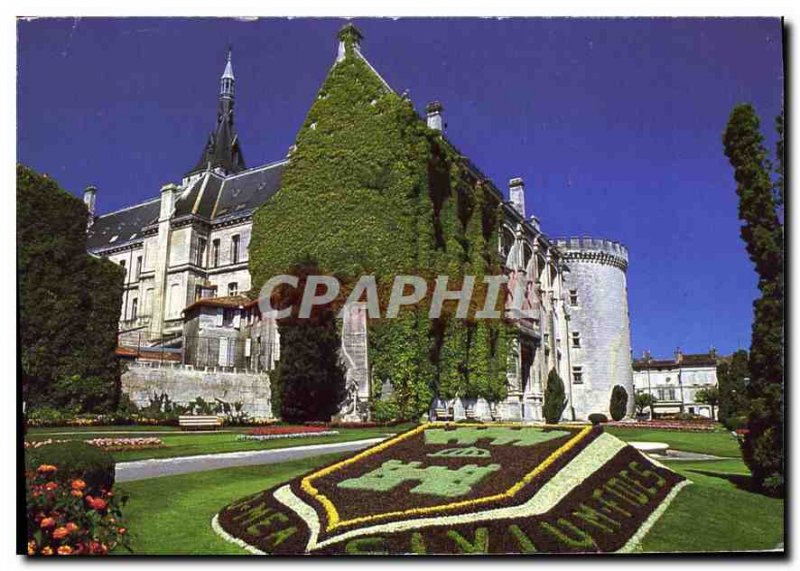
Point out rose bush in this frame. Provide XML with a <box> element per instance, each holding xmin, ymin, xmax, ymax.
<box><xmin>26</xmin><ymin>464</ymin><xmax>130</xmax><ymax>556</ymax></box>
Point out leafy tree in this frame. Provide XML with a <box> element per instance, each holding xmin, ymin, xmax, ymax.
<box><xmin>609</xmin><ymin>385</ymin><xmax>628</xmax><ymax>421</ymax></box>
<box><xmin>695</xmin><ymin>386</ymin><xmax>720</xmax><ymax>421</ymax></box>
<box><xmin>717</xmin><ymin>350</ymin><xmax>750</xmax><ymax>428</ymax></box>
<box><xmin>543</xmin><ymin>369</ymin><xmax>567</xmax><ymax>424</ymax></box>
<box><xmin>17</xmin><ymin>165</ymin><xmax>124</xmax><ymax>413</ymax></box>
<box><xmin>634</xmin><ymin>392</ymin><xmax>656</xmax><ymax>417</ymax></box>
<box><xmin>723</xmin><ymin>104</ymin><xmax>784</xmax><ymax>495</ymax></box>
<box><xmin>272</xmin><ymin>259</ymin><xmax>347</xmax><ymax>422</ymax></box>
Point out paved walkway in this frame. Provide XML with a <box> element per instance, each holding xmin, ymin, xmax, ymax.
<box><xmin>115</xmin><ymin>437</ymin><xmax>387</xmax><ymax>482</ymax></box>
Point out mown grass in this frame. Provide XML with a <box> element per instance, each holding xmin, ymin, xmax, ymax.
<box><xmin>116</xmin><ymin>453</ymin><xmax>347</xmax><ymax>555</ymax></box>
<box><xmin>26</xmin><ymin>425</ymin><xmax>410</xmax><ymax>462</ymax></box>
<box><xmin>111</xmin><ymin>429</ymin><xmax>783</xmax><ymax>555</ymax></box>
<box><xmin>605</xmin><ymin>426</ymin><xmax>741</xmax><ymax>457</ymax></box>
<box><xmin>638</xmin><ymin>457</ymin><xmax>784</xmax><ymax>553</ymax></box>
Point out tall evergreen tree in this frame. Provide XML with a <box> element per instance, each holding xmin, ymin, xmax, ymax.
<box><xmin>717</xmin><ymin>350</ymin><xmax>750</xmax><ymax>429</ymax></box>
<box><xmin>722</xmin><ymin>104</ymin><xmax>784</xmax><ymax>495</ymax></box>
<box><xmin>543</xmin><ymin>369</ymin><xmax>567</xmax><ymax>424</ymax></box>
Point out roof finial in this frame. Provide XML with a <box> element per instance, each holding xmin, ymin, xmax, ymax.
<box><xmin>336</xmin><ymin>22</ymin><xmax>363</xmax><ymax>61</ymax></box>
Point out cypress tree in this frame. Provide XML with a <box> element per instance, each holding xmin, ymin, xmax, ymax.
<box><xmin>722</xmin><ymin>104</ymin><xmax>784</xmax><ymax>495</ymax></box>
<box><xmin>609</xmin><ymin>385</ymin><xmax>628</xmax><ymax>421</ymax></box>
<box><xmin>543</xmin><ymin>369</ymin><xmax>567</xmax><ymax>424</ymax></box>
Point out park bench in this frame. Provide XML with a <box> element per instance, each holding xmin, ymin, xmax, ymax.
<box><xmin>433</xmin><ymin>407</ymin><xmax>453</xmax><ymax>421</ymax></box>
<box><xmin>178</xmin><ymin>415</ymin><xmax>224</xmax><ymax>431</ymax></box>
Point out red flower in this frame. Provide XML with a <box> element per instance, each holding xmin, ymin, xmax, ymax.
<box><xmin>40</xmin><ymin>517</ymin><xmax>56</xmax><ymax>529</ymax></box>
<box><xmin>86</xmin><ymin>496</ymin><xmax>107</xmax><ymax>511</ymax></box>
<box><xmin>117</xmin><ymin>527</ymin><xmax>127</xmax><ymax>534</ymax></box>
<box><xmin>57</xmin><ymin>545</ymin><xmax>73</xmax><ymax>555</ymax></box>
<box><xmin>37</xmin><ymin>464</ymin><xmax>57</xmax><ymax>474</ymax></box>
<box><xmin>40</xmin><ymin>546</ymin><xmax>54</xmax><ymax>556</ymax></box>
<box><xmin>44</xmin><ymin>482</ymin><xmax>59</xmax><ymax>492</ymax></box>
<box><xmin>71</xmin><ymin>489</ymin><xmax>83</xmax><ymax>498</ymax></box>
<box><xmin>65</xmin><ymin>522</ymin><xmax>79</xmax><ymax>533</ymax></box>
<box><xmin>52</xmin><ymin>527</ymin><xmax>69</xmax><ymax>540</ymax></box>
<box><xmin>71</xmin><ymin>479</ymin><xmax>86</xmax><ymax>491</ymax></box>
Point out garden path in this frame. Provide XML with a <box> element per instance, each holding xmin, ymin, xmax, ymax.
<box><xmin>115</xmin><ymin>437</ymin><xmax>388</xmax><ymax>482</ymax></box>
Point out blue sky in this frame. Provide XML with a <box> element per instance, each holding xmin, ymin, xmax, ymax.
<box><xmin>17</xmin><ymin>17</ymin><xmax>784</xmax><ymax>358</ymax></box>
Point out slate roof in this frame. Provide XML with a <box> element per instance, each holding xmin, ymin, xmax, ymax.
<box><xmin>86</xmin><ymin>198</ymin><xmax>160</xmax><ymax>251</ymax></box>
<box><xmin>87</xmin><ymin>160</ymin><xmax>287</xmax><ymax>253</ymax></box>
<box><xmin>632</xmin><ymin>353</ymin><xmax>718</xmax><ymax>371</ymax></box>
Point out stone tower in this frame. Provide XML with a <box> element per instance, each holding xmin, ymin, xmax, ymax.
<box><xmin>554</xmin><ymin>237</ymin><xmax>634</xmax><ymax>419</ymax></box>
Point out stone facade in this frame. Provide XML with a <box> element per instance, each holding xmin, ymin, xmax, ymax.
<box><xmin>554</xmin><ymin>237</ymin><xmax>635</xmax><ymax>418</ymax></box>
<box><xmin>86</xmin><ymin>27</ymin><xmax>635</xmax><ymax>423</ymax></box>
<box><xmin>121</xmin><ymin>362</ymin><xmax>271</xmax><ymax>419</ymax></box>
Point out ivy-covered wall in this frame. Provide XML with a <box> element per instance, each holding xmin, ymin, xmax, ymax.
<box><xmin>249</xmin><ymin>28</ymin><xmax>512</xmax><ymax>420</ymax></box>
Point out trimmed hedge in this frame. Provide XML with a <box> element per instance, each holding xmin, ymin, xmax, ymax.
<box><xmin>588</xmin><ymin>413</ymin><xmax>608</xmax><ymax>426</ymax></box>
<box><xmin>25</xmin><ymin>441</ymin><xmax>115</xmax><ymax>494</ymax></box>
<box><xmin>610</xmin><ymin>385</ymin><xmax>629</xmax><ymax>421</ymax></box>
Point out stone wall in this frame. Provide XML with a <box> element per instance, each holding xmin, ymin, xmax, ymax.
<box><xmin>121</xmin><ymin>363</ymin><xmax>272</xmax><ymax>419</ymax></box>
<box><xmin>555</xmin><ymin>237</ymin><xmax>634</xmax><ymax>419</ymax></box>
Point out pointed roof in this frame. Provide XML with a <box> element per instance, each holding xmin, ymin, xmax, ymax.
<box><xmin>186</xmin><ymin>50</ymin><xmax>246</xmax><ymax>177</ymax></box>
<box><xmin>221</xmin><ymin>49</ymin><xmax>235</xmax><ymax>80</ymax></box>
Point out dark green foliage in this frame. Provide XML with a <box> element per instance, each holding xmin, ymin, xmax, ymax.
<box><xmin>723</xmin><ymin>104</ymin><xmax>784</xmax><ymax>496</ymax></box>
<box><xmin>543</xmin><ymin>369</ymin><xmax>567</xmax><ymax>424</ymax></box>
<box><xmin>274</xmin><ymin>260</ymin><xmax>348</xmax><ymax>423</ymax></box>
<box><xmin>26</xmin><ymin>441</ymin><xmax>115</xmax><ymax>493</ymax></box>
<box><xmin>610</xmin><ymin>385</ymin><xmax>628</xmax><ymax>421</ymax></box>
<box><xmin>717</xmin><ymin>350</ymin><xmax>750</xmax><ymax>429</ymax></box>
<box><xmin>17</xmin><ymin>165</ymin><xmax>124</xmax><ymax>413</ymax></box>
<box><xmin>248</xmin><ymin>27</ymin><xmax>511</xmax><ymax>420</ymax></box>
<box><xmin>588</xmin><ymin>413</ymin><xmax>608</xmax><ymax>426</ymax></box>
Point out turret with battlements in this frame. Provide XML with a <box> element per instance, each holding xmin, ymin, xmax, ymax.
<box><xmin>554</xmin><ymin>236</ymin><xmax>634</xmax><ymax>419</ymax></box>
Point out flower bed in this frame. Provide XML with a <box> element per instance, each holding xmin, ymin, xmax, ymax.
<box><xmin>26</xmin><ymin>464</ymin><xmax>129</xmax><ymax>556</ymax></box>
<box><xmin>216</xmin><ymin>423</ymin><xmax>687</xmax><ymax>555</ymax></box>
<box><xmin>25</xmin><ymin>437</ymin><xmax>165</xmax><ymax>452</ymax></box>
<box><xmin>237</xmin><ymin>427</ymin><xmax>340</xmax><ymax>442</ymax></box>
<box><xmin>606</xmin><ymin>420</ymin><xmax>717</xmax><ymax>432</ymax></box>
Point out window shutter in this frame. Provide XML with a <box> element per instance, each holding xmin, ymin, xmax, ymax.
<box><xmin>215</xmin><ymin>307</ymin><xmax>223</xmax><ymax>327</ymax></box>
<box><xmin>233</xmin><ymin>311</ymin><xmax>241</xmax><ymax>329</ymax></box>
<box><xmin>245</xmin><ymin>338</ymin><xmax>252</xmax><ymax>357</ymax></box>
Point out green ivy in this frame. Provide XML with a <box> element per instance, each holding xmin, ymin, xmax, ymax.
<box><xmin>249</xmin><ymin>28</ymin><xmax>514</xmax><ymax>420</ymax></box>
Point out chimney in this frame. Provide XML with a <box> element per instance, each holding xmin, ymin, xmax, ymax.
<box><xmin>509</xmin><ymin>177</ymin><xmax>525</xmax><ymax>217</ymax></box>
<box><xmin>83</xmin><ymin>186</ymin><xmax>97</xmax><ymax>228</ymax></box>
<box><xmin>674</xmin><ymin>347</ymin><xmax>683</xmax><ymax>364</ymax></box>
<box><xmin>159</xmin><ymin>183</ymin><xmax>180</xmax><ymax>221</ymax></box>
<box><xmin>426</xmin><ymin>101</ymin><xmax>444</xmax><ymax>132</ymax></box>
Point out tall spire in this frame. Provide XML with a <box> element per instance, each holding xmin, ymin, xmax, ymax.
<box><xmin>220</xmin><ymin>47</ymin><xmax>235</xmax><ymax>99</ymax></box>
<box><xmin>187</xmin><ymin>48</ymin><xmax>246</xmax><ymax>177</ymax></box>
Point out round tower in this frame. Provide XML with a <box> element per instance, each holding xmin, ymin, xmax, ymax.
<box><xmin>554</xmin><ymin>237</ymin><xmax>634</xmax><ymax>419</ymax></box>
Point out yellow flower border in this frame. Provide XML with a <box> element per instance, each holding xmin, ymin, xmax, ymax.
<box><xmin>300</xmin><ymin>422</ymin><xmax>593</xmax><ymax>531</ymax></box>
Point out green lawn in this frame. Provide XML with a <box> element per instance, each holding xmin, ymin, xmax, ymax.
<box><xmin>639</xmin><ymin>458</ymin><xmax>784</xmax><ymax>552</ymax></box>
<box><xmin>605</xmin><ymin>426</ymin><xmax>742</xmax><ymax>457</ymax></box>
<box><xmin>116</xmin><ymin>453</ymin><xmax>347</xmax><ymax>555</ymax></box>
<box><xmin>26</xmin><ymin>425</ymin><xmax>409</xmax><ymax>462</ymax></box>
<box><xmin>112</xmin><ymin>437</ymin><xmax>783</xmax><ymax>554</ymax></box>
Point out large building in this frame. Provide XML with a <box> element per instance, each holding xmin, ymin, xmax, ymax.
<box><xmin>85</xmin><ymin>26</ymin><xmax>634</xmax><ymax>422</ymax></box>
<box><xmin>632</xmin><ymin>349</ymin><xmax>719</xmax><ymax>419</ymax></box>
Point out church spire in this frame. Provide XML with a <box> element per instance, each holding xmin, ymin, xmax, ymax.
<box><xmin>187</xmin><ymin>48</ymin><xmax>246</xmax><ymax>178</ymax></box>
<box><xmin>220</xmin><ymin>47</ymin><xmax>235</xmax><ymax>100</ymax></box>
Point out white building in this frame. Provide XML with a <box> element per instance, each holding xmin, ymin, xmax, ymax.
<box><xmin>632</xmin><ymin>349</ymin><xmax>719</xmax><ymax>419</ymax></box>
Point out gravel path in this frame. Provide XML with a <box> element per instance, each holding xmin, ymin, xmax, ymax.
<box><xmin>115</xmin><ymin>437</ymin><xmax>387</xmax><ymax>482</ymax></box>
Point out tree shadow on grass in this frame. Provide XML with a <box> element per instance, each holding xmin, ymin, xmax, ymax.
<box><xmin>685</xmin><ymin>468</ymin><xmax>777</xmax><ymax>497</ymax></box>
